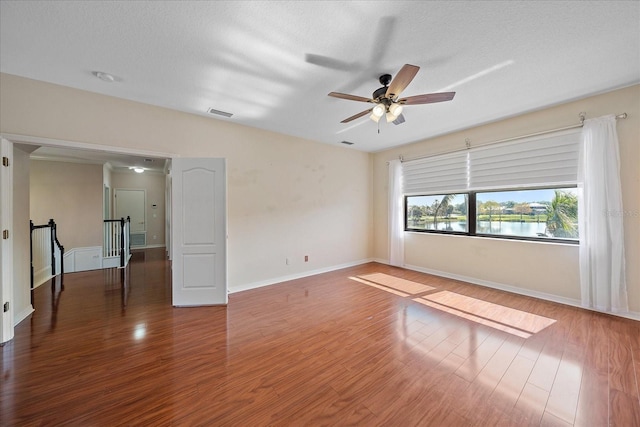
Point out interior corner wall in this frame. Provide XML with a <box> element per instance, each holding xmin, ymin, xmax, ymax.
<box><xmin>12</xmin><ymin>146</ymin><xmax>32</xmax><ymax>324</ymax></box>
<box><xmin>372</xmin><ymin>84</ymin><xmax>640</xmax><ymax>314</ymax></box>
<box><xmin>30</xmin><ymin>160</ymin><xmax>103</xmax><ymax>249</ymax></box>
<box><xmin>0</xmin><ymin>73</ymin><xmax>373</xmax><ymax>291</ymax></box>
<box><xmin>103</xmin><ymin>164</ymin><xmax>113</xmax><ymax>217</ymax></box>
<box><xmin>111</xmin><ymin>171</ymin><xmax>166</xmax><ymax>247</ymax></box>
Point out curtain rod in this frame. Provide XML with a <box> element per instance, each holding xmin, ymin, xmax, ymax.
<box><xmin>398</xmin><ymin>112</ymin><xmax>628</xmax><ymax>163</ymax></box>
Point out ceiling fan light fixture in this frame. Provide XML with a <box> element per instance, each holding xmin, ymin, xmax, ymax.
<box><xmin>389</xmin><ymin>103</ymin><xmax>403</xmax><ymax>116</ymax></box>
<box><xmin>372</xmin><ymin>103</ymin><xmax>385</xmax><ymax>117</ymax></box>
<box><xmin>386</xmin><ymin>111</ymin><xmax>397</xmax><ymax>123</ymax></box>
<box><xmin>370</xmin><ymin>103</ymin><xmax>385</xmax><ymax>122</ymax></box>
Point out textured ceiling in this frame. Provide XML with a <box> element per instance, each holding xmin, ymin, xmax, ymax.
<box><xmin>1</xmin><ymin>1</ymin><xmax>639</xmax><ymax>157</ymax></box>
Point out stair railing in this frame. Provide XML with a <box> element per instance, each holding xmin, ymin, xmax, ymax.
<box><xmin>103</xmin><ymin>216</ymin><xmax>131</xmax><ymax>268</ymax></box>
<box><xmin>30</xmin><ymin>219</ymin><xmax>65</xmax><ymax>305</ymax></box>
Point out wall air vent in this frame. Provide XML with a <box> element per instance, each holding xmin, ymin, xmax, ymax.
<box><xmin>207</xmin><ymin>108</ymin><xmax>233</xmax><ymax>118</ymax></box>
<box><xmin>340</xmin><ymin>141</ymin><xmax>354</xmax><ymax>145</ymax></box>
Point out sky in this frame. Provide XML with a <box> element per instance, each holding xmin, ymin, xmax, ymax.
<box><xmin>408</xmin><ymin>188</ymin><xmax>577</xmax><ymax>207</ymax></box>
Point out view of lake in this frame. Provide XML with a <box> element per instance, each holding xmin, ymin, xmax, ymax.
<box><xmin>408</xmin><ymin>220</ymin><xmax>557</xmax><ymax>238</ymax></box>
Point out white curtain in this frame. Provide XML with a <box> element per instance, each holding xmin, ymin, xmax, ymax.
<box><xmin>388</xmin><ymin>159</ymin><xmax>404</xmax><ymax>266</ymax></box>
<box><xmin>578</xmin><ymin>115</ymin><xmax>628</xmax><ymax>313</ymax></box>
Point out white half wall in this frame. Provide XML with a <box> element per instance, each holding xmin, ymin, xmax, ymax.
<box><xmin>63</xmin><ymin>246</ymin><xmax>102</xmax><ymax>273</ymax></box>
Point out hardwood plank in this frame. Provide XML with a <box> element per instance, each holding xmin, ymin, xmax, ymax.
<box><xmin>574</xmin><ymin>312</ymin><xmax>611</xmax><ymax>426</ymax></box>
<box><xmin>610</xmin><ymin>388</ymin><xmax>640</xmax><ymax>427</ymax></box>
<box><xmin>545</xmin><ymin>347</ymin><xmax>584</xmax><ymax>424</ymax></box>
<box><xmin>488</xmin><ymin>354</ymin><xmax>536</xmax><ymax>412</ymax></box>
<box><xmin>528</xmin><ymin>347</ymin><xmax>562</xmax><ymax>392</ymax></box>
<box><xmin>514</xmin><ymin>382</ymin><xmax>549</xmax><ymax>425</ymax></box>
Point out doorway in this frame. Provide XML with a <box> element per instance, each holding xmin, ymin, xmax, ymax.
<box><xmin>114</xmin><ymin>188</ymin><xmax>146</xmax><ymax>247</ymax></box>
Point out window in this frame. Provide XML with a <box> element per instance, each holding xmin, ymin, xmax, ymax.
<box><xmin>476</xmin><ymin>188</ymin><xmax>578</xmax><ymax>240</ymax></box>
<box><xmin>402</xmin><ymin>129</ymin><xmax>581</xmax><ymax>243</ymax></box>
<box><xmin>406</xmin><ymin>194</ymin><xmax>468</xmax><ymax>233</ymax></box>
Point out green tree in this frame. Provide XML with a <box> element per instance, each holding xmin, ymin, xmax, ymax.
<box><xmin>408</xmin><ymin>205</ymin><xmax>423</xmax><ymax>221</ymax></box>
<box><xmin>455</xmin><ymin>202</ymin><xmax>467</xmax><ymax>215</ymax></box>
<box><xmin>479</xmin><ymin>200</ymin><xmax>501</xmax><ymax>222</ymax></box>
<box><xmin>513</xmin><ymin>202</ymin><xmax>532</xmax><ymax>221</ymax></box>
<box><xmin>545</xmin><ymin>190</ymin><xmax>578</xmax><ymax>238</ymax></box>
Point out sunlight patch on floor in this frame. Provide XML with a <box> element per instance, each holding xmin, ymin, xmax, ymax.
<box><xmin>415</xmin><ymin>291</ymin><xmax>556</xmax><ymax>339</ymax></box>
<box><xmin>355</xmin><ymin>273</ymin><xmax>436</xmax><ymax>294</ymax></box>
<box><xmin>349</xmin><ymin>276</ymin><xmax>410</xmax><ymax>297</ymax></box>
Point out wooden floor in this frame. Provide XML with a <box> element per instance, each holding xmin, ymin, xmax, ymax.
<box><xmin>1</xmin><ymin>248</ymin><xmax>639</xmax><ymax>426</ymax></box>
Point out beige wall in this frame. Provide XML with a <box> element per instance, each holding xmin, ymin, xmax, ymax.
<box><xmin>111</xmin><ymin>171</ymin><xmax>165</xmax><ymax>247</ymax></box>
<box><xmin>30</xmin><ymin>160</ymin><xmax>103</xmax><ymax>249</ymax></box>
<box><xmin>12</xmin><ymin>146</ymin><xmax>32</xmax><ymax>323</ymax></box>
<box><xmin>1</xmin><ymin>73</ymin><xmax>373</xmax><ymax>290</ymax></box>
<box><xmin>373</xmin><ymin>84</ymin><xmax>640</xmax><ymax>313</ymax></box>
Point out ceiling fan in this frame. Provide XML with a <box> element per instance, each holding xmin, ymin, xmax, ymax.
<box><xmin>328</xmin><ymin>64</ymin><xmax>455</xmax><ymax>125</ymax></box>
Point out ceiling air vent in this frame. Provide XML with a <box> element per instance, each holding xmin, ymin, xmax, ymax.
<box><xmin>340</xmin><ymin>141</ymin><xmax>354</xmax><ymax>145</ymax></box>
<box><xmin>207</xmin><ymin>108</ymin><xmax>233</xmax><ymax>118</ymax></box>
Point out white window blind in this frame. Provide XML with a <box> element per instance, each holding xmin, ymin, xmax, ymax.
<box><xmin>468</xmin><ymin>129</ymin><xmax>580</xmax><ymax>190</ymax></box>
<box><xmin>402</xmin><ymin>129</ymin><xmax>580</xmax><ymax>194</ymax></box>
<box><xmin>402</xmin><ymin>150</ymin><xmax>468</xmax><ymax>195</ymax></box>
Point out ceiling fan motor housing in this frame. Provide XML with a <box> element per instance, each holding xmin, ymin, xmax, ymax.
<box><xmin>372</xmin><ymin>86</ymin><xmax>389</xmax><ymax>102</ymax></box>
<box><xmin>379</xmin><ymin>73</ymin><xmax>392</xmax><ymax>86</ymax></box>
<box><xmin>373</xmin><ymin>73</ymin><xmax>393</xmax><ymax>102</ymax></box>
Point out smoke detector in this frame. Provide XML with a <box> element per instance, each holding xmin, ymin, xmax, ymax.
<box><xmin>92</xmin><ymin>71</ymin><xmax>115</xmax><ymax>82</ymax></box>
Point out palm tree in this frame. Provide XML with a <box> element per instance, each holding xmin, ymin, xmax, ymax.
<box><xmin>545</xmin><ymin>190</ymin><xmax>578</xmax><ymax>238</ymax></box>
<box><xmin>433</xmin><ymin>194</ymin><xmax>456</xmax><ymax>230</ymax></box>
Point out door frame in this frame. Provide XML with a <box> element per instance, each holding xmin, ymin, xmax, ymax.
<box><xmin>1</xmin><ymin>137</ymin><xmax>14</xmax><ymax>343</ymax></box>
<box><xmin>0</xmin><ymin>133</ymin><xmax>176</xmax><ymax>342</ymax></box>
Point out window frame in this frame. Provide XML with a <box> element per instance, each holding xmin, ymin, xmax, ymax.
<box><xmin>404</xmin><ymin>185</ymin><xmax>579</xmax><ymax>244</ymax></box>
<box><xmin>404</xmin><ymin>193</ymin><xmax>469</xmax><ymax>237</ymax></box>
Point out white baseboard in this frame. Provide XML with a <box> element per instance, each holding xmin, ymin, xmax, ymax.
<box><xmin>14</xmin><ymin>305</ymin><xmax>34</xmax><ymax>326</ymax></box>
<box><xmin>102</xmin><ymin>256</ymin><xmax>120</xmax><ymax>269</ymax></box>
<box><xmin>33</xmin><ymin>266</ymin><xmax>52</xmax><ymax>288</ymax></box>
<box><xmin>404</xmin><ymin>263</ymin><xmax>640</xmax><ymax>322</ymax></box>
<box><xmin>229</xmin><ymin>258</ymin><xmax>375</xmax><ymax>294</ymax></box>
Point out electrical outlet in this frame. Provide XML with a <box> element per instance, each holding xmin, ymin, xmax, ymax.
<box><xmin>286</xmin><ymin>258</ymin><xmax>290</xmax><ymax>265</ymax></box>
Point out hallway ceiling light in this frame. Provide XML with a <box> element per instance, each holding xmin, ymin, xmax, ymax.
<box><xmin>131</xmin><ymin>167</ymin><xmax>144</xmax><ymax>173</ymax></box>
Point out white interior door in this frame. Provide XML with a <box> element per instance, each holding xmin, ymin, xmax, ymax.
<box><xmin>115</xmin><ymin>189</ymin><xmax>145</xmax><ymax>232</ymax></box>
<box><xmin>171</xmin><ymin>158</ymin><xmax>227</xmax><ymax>306</ymax></box>
<box><xmin>1</xmin><ymin>138</ymin><xmax>14</xmax><ymax>343</ymax></box>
